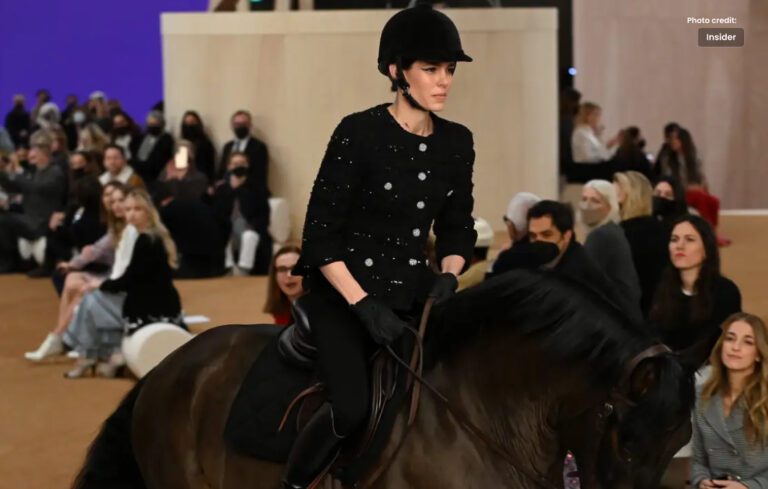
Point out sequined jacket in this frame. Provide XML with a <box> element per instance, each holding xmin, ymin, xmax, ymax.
<box><xmin>296</xmin><ymin>104</ymin><xmax>477</xmax><ymax>311</ymax></box>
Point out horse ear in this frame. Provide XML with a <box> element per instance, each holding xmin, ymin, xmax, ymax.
<box><xmin>628</xmin><ymin>358</ymin><xmax>659</xmax><ymax>401</ymax></box>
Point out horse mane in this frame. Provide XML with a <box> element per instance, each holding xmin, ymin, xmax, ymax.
<box><xmin>428</xmin><ymin>270</ymin><xmax>656</xmax><ymax>386</ymax></box>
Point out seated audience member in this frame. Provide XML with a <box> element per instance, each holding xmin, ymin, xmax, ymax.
<box><xmin>99</xmin><ymin>144</ymin><xmax>145</xmax><ymax>188</ymax></box>
<box><xmin>154</xmin><ymin>182</ymin><xmax>226</xmax><ymax>279</ymax></box>
<box><xmin>652</xmin><ymin>122</ymin><xmax>680</xmax><ymax>181</ymax></box>
<box><xmin>5</xmin><ymin>94</ymin><xmax>30</xmax><ymax>148</ymax></box>
<box><xmin>263</xmin><ymin>245</ymin><xmax>303</xmax><ymax>326</ymax></box>
<box><xmin>486</xmin><ymin>192</ymin><xmax>544</xmax><ymax>277</ymax></box>
<box><xmin>580</xmin><ymin>180</ymin><xmax>642</xmax><ymax>319</ymax></box>
<box><xmin>76</xmin><ymin>123</ymin><xmax>110</xmax><ymax>162</ymax></box>
<box><xmin>0</xmin><ymin>125</ymin><xmax>16</xmax><ymax>155</ymax></box>
<box><xmin>611</xmin><ymin>126</ymin><xmax>653</xmax><ymax>181</ymax></box>
<box><xmin>660</xmin><ymin>126</ymin><xmax>727</xmax><ymax>245</ymax></box>
<box><xmin>38</xmin><ymin>175</ymin><xmax>106</xmax><ymax>278</ymax></box>
<box><xmin>24</xmin><ymin>183</ymin><xmax>128</xmax><ymax>361</ymax></box>
<box><xmin>218</xmin><ymin>110</ymin><xmax>269</xmax><ymax>194</ymax></box>
<box><xmin>650</xmin><ymin>215</ymin><xmax>741</xmax><ymax>368</ymax></box>
<box><xmin>180</xmin><ymin>111</ymin><xmax>217</xmax><ymax>183</ymax></box>
<box><xmin>65</xmin><ymin>188</ymin><xmax>184</xmax><ymax>378</ymax></box>
<box><xmin>528</xmin><ymin>200</ymin><xmax>639</xmax><ymax>321</ymax></box>
<box><xmin>134</xmin><ymin>111</ymin><xmax>175</xmax><ymax>184</ymax></box>
<box><xmin>613</xmin><ymin>171</ymin><xmax>668</xmax><ymax>317</ymax></box>
<box><xmin>692</xmin><ymin>313</ymin><xmax>768</xmax><ymax>489</ymax></box>
<box><xmin>48</xmin><ymin>126</ymin><xmax>71</xmax><ymax>175</ymax></box>
<box><xmin>568</xmin><ymin>102</ymin><xmax>620</xmax><ymax>182</ymax></box>
<box><xmin>0</xmin><ymin>134</ymin><xmax>67</xmax><ymax>272</ymax></box>
<box><xmin>87</xmin><ymin>91</ymin><xmax>112</xmax><ymax>133</ymax></box>
<box><xmin>110</xmin><ymin>111</ymin><xmax>142</xmax><ymax>163</ymax></box>
<box><xmin>214</xmin><ymin>151</ymin><xmax>272</xmax><ymax>275</ymax></box>
<box><xmin>456</xmin><ymin>217</ymin><xmax>494</xmax><ymax>291</ymax></box>
<box><xmin>653</xmin><ymin>176</ymin><xmax>689</xmax><ymax>228</ymax></box>
<box><xmin>158</xmin><ymin>140</ymin><xmax>209</xmax><ymax>201</ymax></box>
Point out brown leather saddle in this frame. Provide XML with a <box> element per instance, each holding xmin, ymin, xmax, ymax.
<box><xmin>276</xmin><ymin>297</ymin><xmax>410</xmax><ymax>486</ymax></box>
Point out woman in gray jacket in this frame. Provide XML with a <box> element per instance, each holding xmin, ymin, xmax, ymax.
<box><xmin>692</xmin><ymin>312</ymin><xmax>768</xmax><ymax>489</ymax></box>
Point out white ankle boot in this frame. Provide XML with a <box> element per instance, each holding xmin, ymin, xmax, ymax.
<box><xmin>24</xmin><ymin>333</ymin><xmax>64</xmax><ymax>361</ymax></box>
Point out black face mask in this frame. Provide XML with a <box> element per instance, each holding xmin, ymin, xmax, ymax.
<box><xmin>233</xmin><ymin>126</ymin><xmax>250</xmax><ymax>140</ymax></box>
<box><xmin>528</xmin><ymin>241</ymin><xmax>561</xmax><ymax>267</ymax></box>
<box><xmin>182</xmin><ymin>124</ymin><xmax>203</xmax><ymax>140</ymax></box>
<box><xmin>19</xmin><ymin>159</ymin><xmax>31</xmax><ymax>171</ymax></box>
<box><xmin>113</xmin><ymin>126</ymin><xmax>130</xmax><ymax>137</ymax></box>
<box><xmin>653</xmin><ymin>196</ymin><xmax>677</xmax><ymax>217</ymax></box>
<box><xmin>231</xmin><ymin>166</ymin><xmax>248</xmax><ymax>178</ymax></box>
<box><xmin>146</xmin><ymin>125</ymin><xmax>163</xmax><ymax>137</ymax></box>
<box><xmin>109</xmin><ymin>108</ymin><xmax>121</xmax><ymax>117</ymax></box>
<box><xmin>72</xmin><ymin>167</ymin><xmax>87</xmax><ymax>179</ymax></box>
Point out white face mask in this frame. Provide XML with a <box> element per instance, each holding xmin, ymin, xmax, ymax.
<box><xmin>73</xmin><ymin>111</ymin><xmax>86</xmax><ymax>125</ymax></box>
<box><xmin>579</xmin><ymin>201</ymin><xmax>606</xmax><ymax>226</ymax></box>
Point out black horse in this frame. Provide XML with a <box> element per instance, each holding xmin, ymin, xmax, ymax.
<box><xmin>71</xmin><ymin>270</ymin><xmax>695</xmax><ymax>489</ymax></box>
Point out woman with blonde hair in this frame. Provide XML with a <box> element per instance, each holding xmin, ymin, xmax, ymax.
<box><xmin>571</xmin><ymin>102</ymin><xmax>620</xmax><ymax>161</ymax></box>
<box><xmin>614</xmin><ymin>171</ymin><xmax>668</xmax><ymax>316</ymax></box>
<box><xmin>64</xmin><ymin>188</ymin><xmax>184</xmax><ymax>377</ymax></box>
<box><xmin>263</xmin><ymin>245</ymin><xmax>303</xmax><ymax>326</ymax></box>
<box><xmin>692</xmin><ymin>313</ymin><xmax>768</xmax><ymax>489</ymax></box>
<box><xmin>24</xmin><ymin>182</ymin><xmax>128</xmax><ymax>361</ymax></box>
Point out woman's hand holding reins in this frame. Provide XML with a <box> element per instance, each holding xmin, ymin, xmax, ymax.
<box><xmin>350</xmin><ymin>296</ymin><xmax>408</xmax><ymax>345</ymax></box>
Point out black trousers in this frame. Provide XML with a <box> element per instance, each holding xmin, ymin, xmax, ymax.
<box><xmin>0</xmin><ymin>213</ymin><xmax>44</xmax><ymax>271</ymax></box>
<box><xmin>300</xmin><ymin>288</ymin><xmax>377</xmax><ymax>437</ymax></box>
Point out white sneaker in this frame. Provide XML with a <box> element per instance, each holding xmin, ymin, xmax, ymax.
<box><xmin>24</xmin><ymin>333</ymin><xmax>64</xmax><ymax>361</ymax></box>
<box><xmin>66</xmin><ymin>350</ymin><xmax>80</xmax><ymax>359</ymax></box>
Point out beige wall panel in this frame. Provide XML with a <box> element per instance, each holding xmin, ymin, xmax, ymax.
<box><xmin>574</xmin><ymin>0</ymin><xmax>768</xmax><ymax>209</ymax></box>
<box><xmin>162</xmin><ymin>9</ymin><xmax>558</xmax><ymax>240</ymax></box>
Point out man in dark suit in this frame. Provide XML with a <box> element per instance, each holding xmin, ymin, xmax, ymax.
<box><xmin>0</xmin><ymin>137</ymin><xmax>67</xmax><ymax>273</ymax></box>
<box><xmin>218</xmin><ymin>110</ymin><xmax>269</xmax><ymax>194</ymax></box>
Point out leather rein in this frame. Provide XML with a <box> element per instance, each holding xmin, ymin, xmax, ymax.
<box><xmin>364</xmin><ymin>298</ymin><xmax>672</xmax><ymax>489</ymax></box>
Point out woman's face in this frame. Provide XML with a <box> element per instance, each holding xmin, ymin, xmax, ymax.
<box><xmin>102</xmin><ymin>186</ymin><xmax>114</xmax><ymax>210</ymax></box>
<box><xmin>70</xmin><ymin>153</ymin><xmax>87</xmax><ymax>170</ymax></box>
<box><xmin>669</xmin><ymin>132</ymin><xmax>683</xmax><ymax>153</ymax></box>
<box><xmin>183</xmin><ymin>114</ymin><xmax>200</xmax><ymax>126</ymax></box>
<box><xmin>110</xmin><ymin>189</ymin><xmax>126</xmax><ymax>219</ymax></box>
<box><xmin>669</xmin><ymin>221</ymin><xmax>706</xmax><ymax>271</ymax></box>
<box><xmin>275</xmin><ymin>252</ymin><xmax>302</xmax><ymax>300</ymax></box>
<box><xmin>580</xmin><ymin>186</ymin><xmax>611</xmax><ymax>223</ymax></box>
<box><xmin>398</xmin><ymin>60</ymin><xmax>456</xmax><ymax>112</ymax></box>
<box><xmin>654</xmin><ymin>181</ymin><xmax>675</xmax><ymax>200</ymax></box>
<box><xmin>722</xmin><ymin>320</ymin><xmax>760</xmax><ymax>373</ymax></box>
<box><xmin>124</xmin><ymin>195</ymin><xmax>149</xmax><ymax>229</ymax></box>
<box><xmin>228</xmin><ymin>154</ymin><xmax>249</xmax><ymax>171</ymax></box>
<box><xmin>587</xmin><ymin>109</ymin><xmax>602</xmax><ymax>129</ymax></box>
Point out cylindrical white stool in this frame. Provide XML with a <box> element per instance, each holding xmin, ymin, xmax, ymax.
<box><xmin>122</xmin><ymin>323</ymin><xmax>193</xmax><ymax>378</ymax></box>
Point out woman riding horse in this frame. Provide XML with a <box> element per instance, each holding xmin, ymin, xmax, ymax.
<box><xmin>286</xmin><ymin>5</ymin><xmax>476</xmax><ymax>488</ymax></box>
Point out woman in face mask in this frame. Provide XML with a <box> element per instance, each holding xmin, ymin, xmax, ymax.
<box><xmin>110</xmin><ymin>111</ymin><xmax>142</xmax><ymax>163</ymax></box>
<box><xmin>653</xmin><ymin>176</ymin><xmax>690</xmax><ymax>230</ymax></box>
<box><xmin>180</xmin><ymin>111</ymin><xmax>216</xmax><ymax>183</ymax></box>
<box><xmin>580</xmin><ymin>179</ymin><xmax>642</xmax><ymax>321</ymax></box>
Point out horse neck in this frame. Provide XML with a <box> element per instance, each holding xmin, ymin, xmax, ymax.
<box><xmin>378</xmin><ymin>334</ymin><xmax>602</xmax><ymax>488</ymax></box>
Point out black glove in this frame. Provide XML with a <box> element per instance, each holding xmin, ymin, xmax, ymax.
<box><xmin>350</xmin><ymin>296</ymin><xmax>408</xmax><ymax>345</ymax></box>
<box><xmin>429</xmin><ymin>273</ymin><xmax>459</xmax><ymax>304</ymax></box>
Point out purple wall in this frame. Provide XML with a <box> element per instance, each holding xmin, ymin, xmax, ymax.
<box><xmin>0</xmin><ymin>0</ymin><xmax>208</xmax><ymax>125</ymax></box>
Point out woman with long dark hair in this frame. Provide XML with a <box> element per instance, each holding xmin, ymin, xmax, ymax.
<box><xmin>650</xmin><ymin>215</ymin><xmax>741</xmax><ymax>367</ymax></box>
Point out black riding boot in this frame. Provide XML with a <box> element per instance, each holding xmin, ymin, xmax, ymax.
<box><xmin>281</xmin><ymin>402</ymin><xmax>345</xmax><ymax>489</ymax></box>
